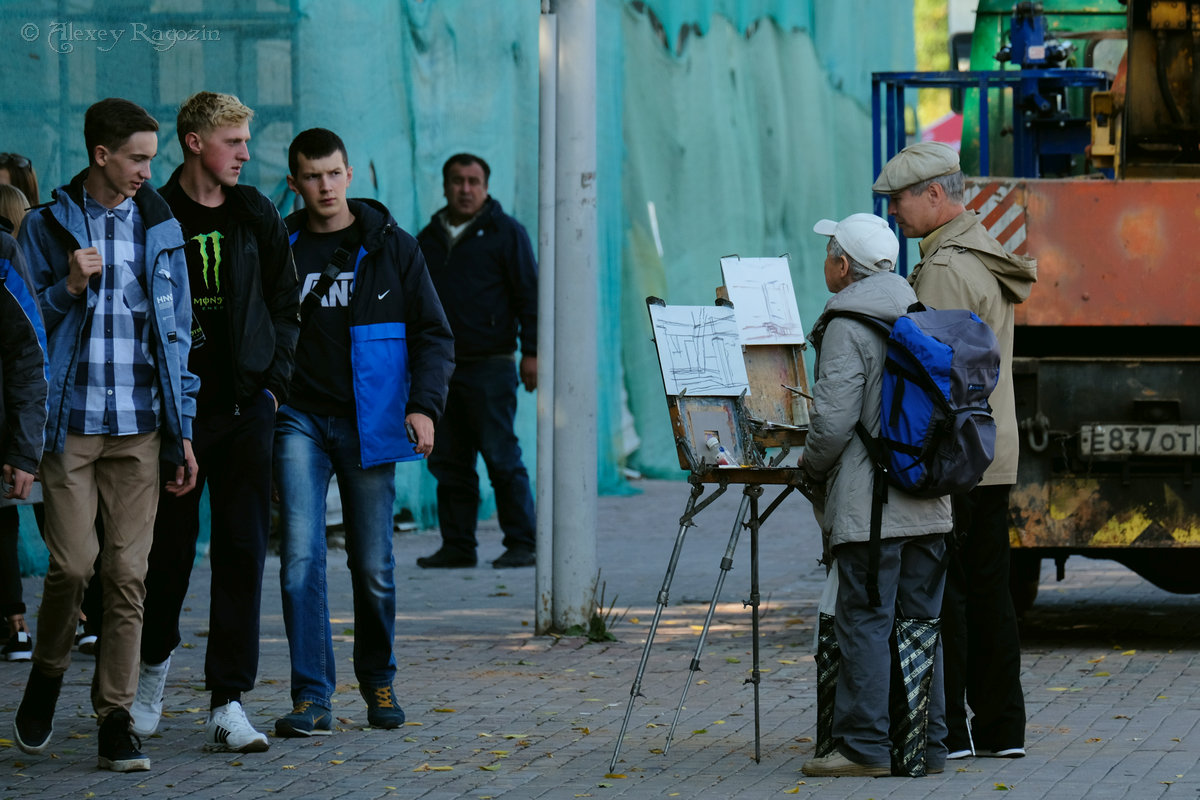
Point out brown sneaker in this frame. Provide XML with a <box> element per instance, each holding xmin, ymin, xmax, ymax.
<box><xmin>801</xmin><ymin>752</ymin><xmax>890</xmax><ymax>777</ymax></box>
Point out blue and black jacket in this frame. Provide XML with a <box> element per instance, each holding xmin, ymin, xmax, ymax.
<box><xmin>0</xmin><ymin>231</ymin><xmax>48</xmax><ymax>475</ymax></box>
<box><xmin>286</xmin><ymin>199</ymin><xmax>454</xmax><ymax>468</ymax></box>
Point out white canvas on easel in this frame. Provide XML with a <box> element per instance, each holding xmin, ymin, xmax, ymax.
<box><xmin>719</xmin><ymin>256</ymin><xmax>806</xmax><ymax>345</ymax></box>
<box><xmin>649</xmin><ymin>304</ymin><xmax>750</xmax><ymax>396</ymax></box>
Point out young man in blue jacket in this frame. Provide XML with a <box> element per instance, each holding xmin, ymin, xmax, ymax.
<box><xmin>274</xmin><ymin>128</ymin><xmax>453</xmax><ymax>737</ymax></box>
<box><xmin>0</xmin><ymin>230</ymin><xmax>47</xmax><ymax>662</ymax></box>
<box><xmin>130</xmin><ymin>91</ymin><xmax>300</xmax><ymax>753</ymax></box>
<box><xmin>14</xmin><ymin>97</ymin><xmax>199</xmax><ymax>772</ymax></box>
<box><xmin>415</xmin><ymin>154</ymin><xmax>539</xmax><ymax>569</ymax></box>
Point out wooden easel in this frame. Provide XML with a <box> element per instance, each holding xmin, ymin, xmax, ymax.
<box><xmin>610</xmin><ymin>283</ymin><xmax>817</xmax><ymax>770</ymax></box>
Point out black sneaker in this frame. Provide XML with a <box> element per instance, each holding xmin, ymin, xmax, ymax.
<box><xmin>416</xmin><ymin>548</ymin><xmax>477</xmax><ymax>569</ymax></box>
<box><xmin>14</xmin><ymin>666</ymin><xmax>62</xmax><ymax>754</ymax></box>
<box><xmin>97</xmin><ymin>709</ymin><xmax>150</xmax><ymax>772</ymax></box>
<box><xmin>3</xmin><ymin>630</ymin><xmax>33</xmax><ymax>661</ymax></box>
<box><xmin>493</xmin><ymin>548</ymin><xmax>536</xmax><ymax>568</ymax></box>
<box><xmin>361</xmin><ymin>685</ymin><xmax>406</xmax><ymax>729</ymax></box>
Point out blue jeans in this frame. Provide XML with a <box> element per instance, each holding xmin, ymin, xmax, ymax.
<box><xmin>275</xmin><ymin>406</ymin><xmax>397</xmax><ymax>707</ymax></box>
<box><xmin>427</xmin><ymin>356</ymin><xmax>535</xmax><ymax>555</ymax></box>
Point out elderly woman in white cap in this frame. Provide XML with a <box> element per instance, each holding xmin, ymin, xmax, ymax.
<box><xmin>800</xmin><ymin>213</ymin><xmax>952</xmax><ymax>778</ymax></box>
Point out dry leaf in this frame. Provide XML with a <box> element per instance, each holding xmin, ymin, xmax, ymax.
<box><xmin>604</xmin><ymin>773</ymin><xmax>627</xmax><ymax>779</ymax></box>
<box><xmin>480</xmin><ymin>764</ymin><xmax>501</xmax><ymax>771</ymax></box>
<box><xmin>1094</xmin><ymin>672</ymin><xmax>1110</xmax><ymax>677</ymax></box>
<box><xmin>330</xmin><ymin>759</ymin><xmax>345</xmax><ymax>764</ymax></box>
<box><xmin>994</xmin><ymin>783</ymin><xmax>1010</xmax><ymax>791</ymax></box>
<box><xmin>726</xmin><ymin>657</ymin><xmax>741</xmax><ymax>664</ymax></box>
<box><xmin>692</xmin><ymin>729</ymin><xmax>707</xmax><ymax>734</ymax></box>
<box><xmin>784</xmin><ymin>788</ymin><xmax>800</xmax><ymax>794</ymax></box>
<box><xmin>697</xmin><ymin>680</ymin><xmax>708</xmax><ymax>685</ymax></box>
<box><xmin>431</xmin><ymin>766</ymin><xmax>453</xmax><ymax>771</ymax></box>
<box><xmin>433</xmin><ymin>708</ymin><xmax>456</xmax><ymax>713</ymax></box>
<box><xmin>778</xmin><ymin>659</ymin><xmax>796</xmax><ymax>665</ymax></box>
<box><xmin>1086</xmin><ymin>738</ymin><xmax>1102</xmax><ymax>743</ymax></box>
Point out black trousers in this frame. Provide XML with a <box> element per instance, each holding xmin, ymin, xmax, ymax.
<box><xmin>941</xmin><ymin>483</ymin><xmax>1027</xmax><ymax>752</ymax></box>
<box><xmin>141</xmin><ymin>391</ymin><xmax>274</xmax><ymax>694</ymax></box>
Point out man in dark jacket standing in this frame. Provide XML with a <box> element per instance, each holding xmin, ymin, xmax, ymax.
<box><xmin>129</xmin><ymin>92</ymin><xmax>299</xmax><ymax>752</ymax></box>
<box><xmin>274</xmin><ymin>128</ymin><xmax>452</xmax><ymax>737</ymax></box>
<box><xmin>415</xmin><ymin>154</ymin><xmax>538</xmax><ymax>570</ymax></box>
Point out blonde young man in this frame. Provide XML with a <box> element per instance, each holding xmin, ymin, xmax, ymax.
<box><xmin>131</xmin><ymin>91</ymin><xmax>299</xmax><ymax>752</ymax></box>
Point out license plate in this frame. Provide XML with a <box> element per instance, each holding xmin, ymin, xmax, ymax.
<box><xmin>1080</xmin><ymin>423</ymin><xmax>1200</xmax><ymax>456</ymax></box>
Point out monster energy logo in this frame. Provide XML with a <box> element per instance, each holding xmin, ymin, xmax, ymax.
<box><xmin>191</xmin><ymin>230</ymin><xmax>223</xmax><ymax>292</ymax></box>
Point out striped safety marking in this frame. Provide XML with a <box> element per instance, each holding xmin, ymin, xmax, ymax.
<box><xmin>964</xmin><ymin>181</ymin><xmax>1028</xmax><ymax>255</ymax></box>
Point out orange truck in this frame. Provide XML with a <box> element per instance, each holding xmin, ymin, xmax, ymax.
<box><xmin>877</xmin><ymin>0</ymin><xmax>1200</xmax><ymax>608</ymax></box>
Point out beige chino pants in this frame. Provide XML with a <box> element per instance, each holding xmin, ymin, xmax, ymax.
<box><xmin>33</xmin><ymin>431</ymin><xmax>161</xmax><ymax>722</ymax></box>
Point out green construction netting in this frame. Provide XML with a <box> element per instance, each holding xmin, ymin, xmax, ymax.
<box><xmin>1</xmin><ymin>0</ymin><xmax>912</xmax><ymax>573</ymax></box>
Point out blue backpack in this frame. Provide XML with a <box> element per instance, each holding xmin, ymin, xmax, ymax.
<box><xmin>831</xmin><ymin>303</ymin><xmax>1000</xmax><ymax>605</ymax></box>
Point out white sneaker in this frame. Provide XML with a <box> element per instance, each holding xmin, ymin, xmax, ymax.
<box><xmin>129</xmin><ymin>655</ymin><xmax>171</xmax><ymax>736</ymax></box>
<box><xmin>204</xmin><ymin>701</ymin><xmax>269</xmax><ymax>753</ymax></box>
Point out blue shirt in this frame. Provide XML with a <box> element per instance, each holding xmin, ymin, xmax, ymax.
<box><xmin>69</xmin><ymin>193</ymin><xmax>160</xmax><ymax>435</ymax></box>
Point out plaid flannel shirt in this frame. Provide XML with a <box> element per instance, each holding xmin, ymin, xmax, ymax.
<box><xmin>68</xmin><ymin>193</ymin><xmax>160</xmax><ymax>435</ymax></box>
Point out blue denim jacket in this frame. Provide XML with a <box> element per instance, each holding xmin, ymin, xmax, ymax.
<box><xmin>19</xmin><ymin>172</ymin><xmax>198</xmax><ymax>464</ymax></box>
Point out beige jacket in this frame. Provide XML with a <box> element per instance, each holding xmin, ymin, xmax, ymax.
<box><xmin>909</xmin><ymin>211</ymin><xmax>1038</xmax><ymax>486</ymax></box>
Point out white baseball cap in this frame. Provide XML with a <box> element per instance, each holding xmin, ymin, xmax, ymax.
<box><xmin>812</xmin><ymin>213</ymin><xmax>899</xmax><ymax>272</ymax></box>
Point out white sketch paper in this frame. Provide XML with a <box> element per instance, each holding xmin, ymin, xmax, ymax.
<box><xmin>649</xmin><ymin>304</ymin><xmax>750</xmax><ymax>396</ymax></box>
<box><xmin>720</xmin><ymin>256</ymin><xmax>806</xmax><ymax>344</ymax></box>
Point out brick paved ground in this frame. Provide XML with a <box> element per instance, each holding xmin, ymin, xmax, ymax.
<box><xmin>3</xmin><ymin>478</ymin><xmax>1199</xmax><ymax>799</ymax></box>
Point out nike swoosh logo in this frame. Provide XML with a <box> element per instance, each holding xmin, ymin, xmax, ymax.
<box><xmin>377</xmin><ymin>290</ymin><xmax>390</xmax><ymax>300</ymax></box>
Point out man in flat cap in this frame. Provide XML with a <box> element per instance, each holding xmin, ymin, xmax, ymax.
<box><xmin>873</xmin><ymin>142</ymin><xmax>1037</xmax><ymax>761</ymax></box>
<box><xmin>800</xmin><ymin>213</ymin><xmax>952</xmax><ymax>778</ymax></box>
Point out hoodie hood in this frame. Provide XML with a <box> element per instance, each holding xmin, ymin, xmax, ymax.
<box><xmin>920</xmin><ymin>210</ymin><xmax>1037</xmax><ymax>304</ymax></box>
<box><xmin>811</xmin><ymin>270</ymin><xmax>917</xmax><ymax>346</ymax></box>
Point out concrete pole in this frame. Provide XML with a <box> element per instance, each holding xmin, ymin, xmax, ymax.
<box><xmin>550</xmin><ymin>0</ymin><xmax>598</xmax><ymax>631</ymax></box>
<box><xmin>535</xmin><ymin>9</ymin><xmax>557</xmax><ymax>634</ymax></box>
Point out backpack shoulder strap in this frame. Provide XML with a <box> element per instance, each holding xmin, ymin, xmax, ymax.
<box><xmin>855</xmin><ymin>419</ymin><xmax>888</xmax><ymax>608</ymax></box>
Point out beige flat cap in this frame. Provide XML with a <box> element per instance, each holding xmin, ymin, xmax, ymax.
<box><xmin>872</xmin><ymin>141</ymin><xmax>960</xmax><ymax>193</ymax></box>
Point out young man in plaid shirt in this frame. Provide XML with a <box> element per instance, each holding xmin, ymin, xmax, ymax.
<box><xmin>13</xmin><ymin>97</ymin><xmax>199</xmax><ymax>772</ymax></box>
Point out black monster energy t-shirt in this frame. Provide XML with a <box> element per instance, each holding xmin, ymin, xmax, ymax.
<box><xmin>288</xmin><ymin>221</ymin><xmax>360</xmax><ymax>417</ymax></box>
<box><xmin>170</xmin><ymin>190</ymin><xmax>235</xmax><ymax>412</ymax></box>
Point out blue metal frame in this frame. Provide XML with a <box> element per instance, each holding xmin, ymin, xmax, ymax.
<box><xmin>871</xmin><ymin>68</ymin><xmax>1111</xmax><ymax>273</ymax></box>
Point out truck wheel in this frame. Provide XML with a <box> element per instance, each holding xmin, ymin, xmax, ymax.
<box><xmin>1009</xmin><ymin>552</ymin><xmax>1041</xmax><ymax>616</ymax></box>
<box><xmin>1113</xmin><ymin>550</ymin><xmax>1200</xmax><ymax>595</ymax></box>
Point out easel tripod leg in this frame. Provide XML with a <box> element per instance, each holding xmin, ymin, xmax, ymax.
<box><xmin>744</xmin><ymin>485</ymin><xmax>764</xmax><ymax>763</ymax></box>
<box><xmin>663</xmin><ymin>489</ymin><xmax>752</xmax><ymax>755</ymax></box>
<box><xmin>609</xmin><ymin>481</ymin><xmax>708</xmax><ymax>771</ymax></box>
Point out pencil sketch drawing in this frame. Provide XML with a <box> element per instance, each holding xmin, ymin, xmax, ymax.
<box><xmin>720</xmin><ymin>256</ymin><xmax>806</xmax><ymax>344</ymax></box>
<box><xmin>649</xmin><ymin>304</ymin><xmax>750</xmax><ymax>396</ymax></box>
